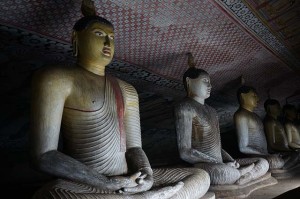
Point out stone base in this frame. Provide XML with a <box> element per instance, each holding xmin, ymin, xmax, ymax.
<box><xmin>209</xmin><ymin>172</ymin><xmax>277</xmax><ymax>199</ymax></box>
<box><xmin>271</xmin><ymin>163</ymin><xmax>300</xmax><ymax>179</ymax></box>
<box><xmin>200</xmin><ymin>192</ymin><xmax>215</xmax><ymax>199</ymax></box>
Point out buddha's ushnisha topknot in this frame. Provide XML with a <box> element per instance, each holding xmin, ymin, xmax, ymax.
<box><xmin>81</xmin><ymin>0</ymin><xmax>97</xmax><ymax>17</ymax></box>
<box><xmin>187</xmin><ymin>52</ymin><xmax>196</xmax><ymax>68</ymax></box>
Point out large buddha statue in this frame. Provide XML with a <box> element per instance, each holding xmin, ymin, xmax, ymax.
<box><xmin>175</xmin><ymin>54</ymin><xmax>270</xmax><ymax>187</ymax></box>
<box><xmin>283</xmin><ymin>104</ymin><xmax>300</xmax><ymax>150</ymax></box>
<box><xmin>263</xmin><ymin>99</ymin><xmax>292</xmax><ymax>153</ymax></box>
<box><xmin>29</xmin><ymin>1</ymin><xmax>211</xmax><ymax>199</ymax></box>
<box><xmin>234</xmin><ymin>86</ymin><xmax>287</xmax><ymax>169</ymax></box>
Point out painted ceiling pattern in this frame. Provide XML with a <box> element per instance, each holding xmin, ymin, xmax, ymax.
<box><xmin>244</xmin><ymin>0</ymin><xmax>300</xmax><ymax>62</ymax></box>
<box><xmin>0</xmin><ymin>0</ymin><xmax>299</xmax><ymax>92</ymax></box>
<box><xmin>216</xmin><ymin>0</ymin><xmax>299</xmax><ymax>71</ymax></box>
<box><xmin>0</xmin><ymin>0</ymin><xmax>299</xmax><ymax>152</ymax></box>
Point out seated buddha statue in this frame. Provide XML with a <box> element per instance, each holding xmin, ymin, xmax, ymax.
<box><xmin>283</xmin><ymin>104</ymin><xmax>300</xmax><ymax>150</ymax></box>
<box><xmin>174</xmin><ymin>54</ymin><xmax>269</xmax><ymax>186</ymax></box>
<box><xmin>263</xmin><ymin>99</ymin><xmax>299</xmax><ymax>169</ymax></box>
<box><xmin>234</xmin><ymin>86</ymin><xmax>287</xmax><ymax>169</ymax></box>
<box><xmin>29</xmin><ymin>1</ymin><xmax>211</xmax><ymax>199</ymax></box>
<box><xmin>263</xmin><ymin>99</ymin><xmax>292</xmax><ymax>153</ymax></box>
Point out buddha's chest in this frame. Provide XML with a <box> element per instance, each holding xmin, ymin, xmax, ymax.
<box><xmin>290</xmin><ymin>125</ymin><xmax>300</xmax><ymax>139</ymax></box>
<box><xmin>191</xmin><ymin>106</ymin><xmax>219</xmax><ymax>141</ymax></box>
<box><xmin>248</xmin><ymin>114</ymin><xmax>264</xmax><ymax>132</ymax></box>
<box><xmin>274</xmin><ymin>122</ymin><xmax>285</xmax><ymax>137</ymax></box>
<box><xmin>65</xmin><ymin>77</ymin><xmax>106</xmax><ymax>111</ymax></box>
<box><xmin>192</xmin><ymin>114</ymin><xmax>211</xmax><ymax>128</ymax></box>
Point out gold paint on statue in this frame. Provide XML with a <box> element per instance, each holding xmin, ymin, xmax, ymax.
<box><xmin>29</xmin><ymin>1</ymin><xmax>211</xmax><ymax>198</ymax></box>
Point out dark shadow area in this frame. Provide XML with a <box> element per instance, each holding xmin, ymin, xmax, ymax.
<box><xmin>0</xmin><ymin>150</ymin><xmax>53</xmax><ymax>199</ymax></box>
<box><xmin>221</xmin><ymin>129</ymin><xmax>247</xmax><ymax>159</ymax></box>
<box><xmin>273</xmin><ymin>186</ymin><xmax>300</xmax><ymax>199</ymax></box>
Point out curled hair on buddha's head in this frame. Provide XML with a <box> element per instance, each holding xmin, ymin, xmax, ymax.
<box><xmin>264</xmin><ymin>99</ymin><xmax>280</xmax><ymax>111</ymax></box>
<box><xmin>73</xmin><ymin>0</ymin><xmax>114</xmax><ymax>31</ymax></box>
<box><xmin>73</xmin><ymin>16</ymin><xmax>114</xmax><ymax>31</ymax></box>
<box><xmin>183</xmin><ymin>67</ymin><xmax>209</xmax><ymax>92</ymax></box>
<box><xmin>237</xmin><ymin>85</ymin><xmax>256</xmax><ymax>104</ymax></box>
<box><xmin>72</xmin><ymin>0</ymin><xmax>114</xmax><ymax>57</ymax></box>
<box><xmin>183</xmin><ymin>52</ymin><xmax>208</xmax><ymax>92</ymax></box>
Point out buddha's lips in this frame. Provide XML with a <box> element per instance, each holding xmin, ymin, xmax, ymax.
<box><xmin>102</xmin><ymin>47</ymin><xmax>111</xmax><ymax>56</ymax></box>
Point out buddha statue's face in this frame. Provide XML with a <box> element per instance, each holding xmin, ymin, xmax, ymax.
<box><xmin>75</xmin><ymin>21</ymin><xmax>115</xmax><ymax>67</ymax></box>
<box><xmin>286</xmin><ymin>108</ymin><xmax>297</xmax><ymax>121</ymax></box>
<box><xmin>268</xmin><ymin>103</ymin><xmax>281</xmax><ymax>118</ymax></box>
<box><xmin>241</xmin><ymin>90</ymin><xmax>259</xmax><ymax>109</ymax></box>
<box><xmin>187</xmin><ymin>73</ymin><xmax>212</xmax><ymax>100</ymax></box>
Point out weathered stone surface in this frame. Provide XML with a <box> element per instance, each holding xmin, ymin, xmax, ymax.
<box><xmin>209</xmin><ymin>172</ymin><xmax>277</xmax><ymax>199</ymax></box>
<box><xmin>271</xmin><ymin>164</ymin><xmax>300</xmax><ymax>179</ymax></box>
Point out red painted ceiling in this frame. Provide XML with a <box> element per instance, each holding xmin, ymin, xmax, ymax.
<box><xmin>0</xmin><ymin>0</ymin><xmax>299</xmax><ymax>117</ymax></box>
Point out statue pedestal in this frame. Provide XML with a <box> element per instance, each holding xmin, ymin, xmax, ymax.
<box><xmin>209</xmin><ymin>172</ymin><xmax>277</xmax><ymax>199</ymax></box>
<box><xmin>271</xmin><ymin>164</ymin><xmax>300</xmax><ymax>179</ymax></box>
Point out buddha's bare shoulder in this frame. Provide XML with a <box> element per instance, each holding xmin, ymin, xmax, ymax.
<box><xmin>234</xmin><ymin>108</ymin><xmax>250</xmax><ymax>120</ymax></box>
<box><xmin>175</xmin><ymin>98</ymin><xmax>195</xmax><ymax>111</ymax></box>
<box><xmin>33</xmin><ymin>64</ymin><xmax>79</xmax><ymax>81</ymax></box>
<box><xmin>284</xmin><ymin>121</ymin><xmax>295</xmax><ymax>128</ymax></box>
<box><xmin>31</xmin><ymin>64</ymin><xmax>79</xmax><ymax>94</ymax></box>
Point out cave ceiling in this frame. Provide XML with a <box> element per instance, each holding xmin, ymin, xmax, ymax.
<box><xmin>0</xmin><ymin>0</ymin><xmax>300</xmax><ymax>134</ymax></box>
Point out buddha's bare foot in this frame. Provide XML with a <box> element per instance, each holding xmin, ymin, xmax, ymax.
<box><xmin>236</xmin><ymin>172</ymin><xmax>253</xmax><ymax>185</ymax></box>
<box><xmin>144</xmin><ymin>181</ymin><xmax>184</xmax><ymax>199</ymax></box>
<box><xmin>238</xmin><ymin>163</ymin><xmax>254</xmax><ymax>176</ymax></box>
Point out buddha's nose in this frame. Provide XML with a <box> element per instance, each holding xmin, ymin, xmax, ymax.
<box><xmin>104</xmin><ymin>35</ymin><xmax>110</xmax><ymax>46</ymax></box>
<box><xmin>208</xmin><ymin>82</ymin><xmax>212</xmax><ymax>88</ymax></box>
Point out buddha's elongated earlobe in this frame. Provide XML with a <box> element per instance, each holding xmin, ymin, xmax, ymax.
<box><xmin>186</xmin><ymin>77</ymin><xmax>191</xmax><ymax>97</ymax></box>
<box><xmin>72</xmin><ymin>31</ymin><xmax>78</xmax><ymax>57</ymax></box>
<box><xmin>240</xmin><ymin>93</ymin><xmax>246</xmax><ymax>104</ymax></box>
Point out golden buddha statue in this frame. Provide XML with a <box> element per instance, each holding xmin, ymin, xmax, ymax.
<box><xmin>29</xmin><ymin>1</ymin><xmax>211</xmax><ymax>198</ymax></box>
<box><xmin>283</xmin><ymin>104</ymin><xmax>300</xmax><ymax>150</ymax></box>
<box><xmin>234</xmin><ymin>86</ymin><xmax>287</xmax><ymax>169</ymax></box>
<box><xmin>175</xmin><ymin>54</ymin><xmax>269</xmax><ymax>186</ymax></box>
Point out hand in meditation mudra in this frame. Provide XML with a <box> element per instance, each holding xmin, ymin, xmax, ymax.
<box><xmin>29</xmin><ymin>1</ymin><xmax>210</xmax><ymax>198</ymax></box>
<box><xmin>283</xmin><ymin>104</ymin><xmax>300</xmax><ymax>150</ymax></box>
<box><xmin>175</xmin><ymin>54</ymin><xmax>269</xmax><ymax>185</ymax></box>
<box><xmin>234</xmin><ymin>86</ymin><xmax>287</xmax><ymax>169</ymax></box>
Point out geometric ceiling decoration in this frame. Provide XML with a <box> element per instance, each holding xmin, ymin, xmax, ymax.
<box><xmin>0</xmin><ymin>24</ymin><xmax>183</xmax><ymax>93</ymax></box>
<box><xmin>0</xmin><ymin>0</ymin><xmax>300</xmax><ymax>131</ymax></box>
<box><xmin>0</xmin><ymin>0</ymin><xmax>299</xmax><ymax>99</ymax></box>
<box><xmin>0</xmin><ymin>0</ymin><xmax>299</xmax><ymax>105</ymax></box>
<box><xmin>215</xmin><ymin>0</ymin><xmax>300</xmax><ymax>72</ymax></box>
<box><xmin>245</xmin><ymin>0</ymin><xmax>300</xmax><ymax>64</ymax></box>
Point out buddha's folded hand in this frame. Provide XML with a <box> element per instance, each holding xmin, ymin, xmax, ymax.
<box><xmin>121</xmin><ymin>168</ymin><xmax>154</xmax><ymax>194</ymax></box>
<box><xmin>107</xmin><ymin>171</ymin><xmax>141</xmax><ymax>191</ymax></box>
<box><xmin>225</xmin><ymin>161</ymin><xmax>240</xmax><ymax>168</ymax></box>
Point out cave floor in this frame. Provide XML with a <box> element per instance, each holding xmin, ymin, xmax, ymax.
<box><xmin>246</xmin><ymin>174</ymin><xmax>300</xmax><ymax>199</ymax></box>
